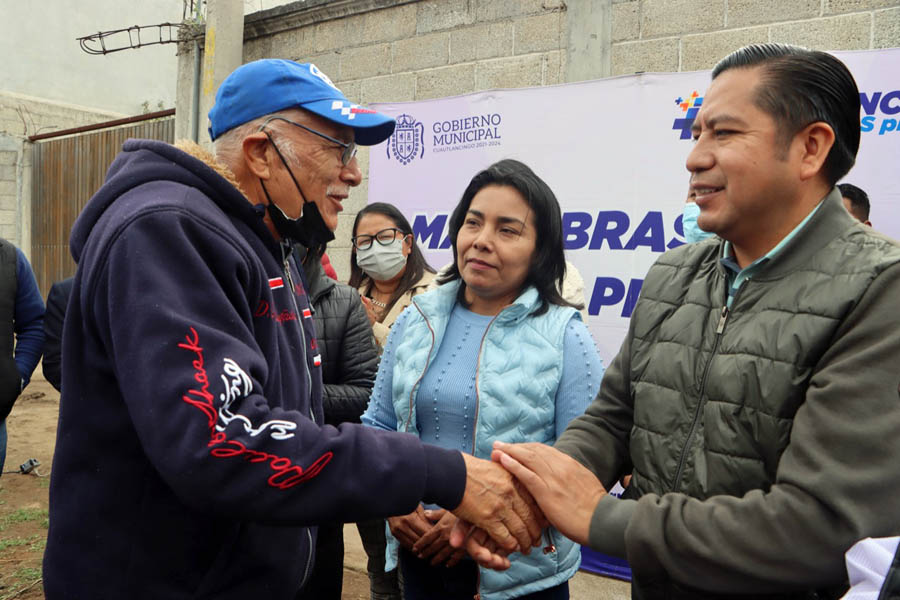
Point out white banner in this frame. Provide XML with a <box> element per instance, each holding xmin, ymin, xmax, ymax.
<box><xmin>369</xmin><ymin>48</ymin><xmax>900</xmax><ymax>363</ymax></box>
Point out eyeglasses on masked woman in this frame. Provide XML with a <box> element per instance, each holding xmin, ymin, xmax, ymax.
<box><xmin>352</xmin><ymin>227</ymin><xmax>406</xmax><ymax>250</ymax></box>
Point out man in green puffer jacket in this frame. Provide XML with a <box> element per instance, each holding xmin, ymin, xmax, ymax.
<box><xmin>480</xmin><ymin>44</ymin><xmax>900</xmax><ymax>599</ymax></box>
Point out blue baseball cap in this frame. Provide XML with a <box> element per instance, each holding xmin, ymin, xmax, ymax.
<box><xmin>208</xmin><ymin>59</ymin><xmax>395</xmax><ymax>145</ymax></box>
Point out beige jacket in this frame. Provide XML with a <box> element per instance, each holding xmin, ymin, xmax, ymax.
<box><xmin>359</xmin><ymin>270</ymin><xmax>435</xmax><ymax>347</ymax></box>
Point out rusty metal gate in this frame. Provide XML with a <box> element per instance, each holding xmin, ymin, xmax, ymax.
<box><xmin>30</xmin><ymin>110</ymin><xmax>175</xmax><ymax>297</ymax></box>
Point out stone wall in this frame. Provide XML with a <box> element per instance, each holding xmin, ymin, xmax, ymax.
<box><xmin>610</xmin><ymin>0</ymin><xmax>900</xmax><ymax>74</ymax></box>
<box><xmin>0</xmin><ymin>92</ymin><xmax>121</xmax><ymax>253</ymax></box>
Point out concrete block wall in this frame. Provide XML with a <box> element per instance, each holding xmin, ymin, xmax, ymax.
<box><xmin>610</xmin><ymin>0</ymin><xmax>900</xmax><ymax>75</ymax></box>
<box><xmin>0</xmin><ymin>91</ymin><xmax>121</xmax><ymax>253</ymax></box>
<box><xmin>0</xmin><ymin>135</ymin><xmax>25</xmax><ymax>249</ymax></box>
<box><xmin>242</xmin><ymin>0</ymin><xmax>568</xmax><ymax>277</ymax></box>
<box><xmin>0</xmin><ymin>91</ymin><xmax>121</xmax><ymax>139</ymax></box>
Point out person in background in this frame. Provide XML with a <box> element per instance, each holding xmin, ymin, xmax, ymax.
<box><xmin>347</xmin><ymin>202</ymin><xmax>435</xmax><ymax>599</ymax></box>
<box><xmin>0</xmin><ymin>239</ymin><xmax>45</xmax><ymax>476</ymax></box>
<box><xmin>838</xmin><ymin>182</ymin><xmax>872</xmax><ymax>226</ymax></box>
<box><xmin>293</xmin><ymin>242</ymin><xmax>379</xmax><ymax>599</ymax></box>
<box><xmin>320</xmin><ymin>251</ymin><xmax>338</xmax><ymax>280</ymax></box>
<box><xmin>43</xmin><ymin>276</ymin><xmax>74</xmax><ymax>393</ymax></box>
<box><xmin>348</xmin><ymin>203</ymin><xmax>435</xmax><ymax>349</ymax></box>
<box><xmin>363</xmin><ymin>159</ymin><xmax>604</xmax><ymax>600</ymax></box>
<box><xmin>682</xmin><ymin>185</ymin><xmax>716</xmax><ymax>243</ymax></box>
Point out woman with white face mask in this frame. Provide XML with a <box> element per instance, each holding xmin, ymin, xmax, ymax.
<box><xmin>349</xmin><ymin>203</ymin><xmax>436</xmax><ymax>348</ymax></box>
<box><xmin>682</xmin><ymin>186</ymin><xmax>717</xmax><ymax>244</ymax></box>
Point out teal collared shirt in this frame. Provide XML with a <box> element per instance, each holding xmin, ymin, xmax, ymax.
<box><xmin>720</xmin><ymin>200</ymin><xmax>824</xmax><ymax>308</ymax></box>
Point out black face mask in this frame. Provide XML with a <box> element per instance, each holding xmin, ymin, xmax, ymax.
<box><xmin>258</xmin><ymin>134</ymin><xmax>335</xmax><ymax>248</ymax></box>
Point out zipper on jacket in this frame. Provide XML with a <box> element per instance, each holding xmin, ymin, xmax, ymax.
<box><xmin>284</xmin><ymin>247</ymin><xmax>316</xmax><ymax>590</ymax></box>
<box><xmin>404</xmin><ymin>302</ymin><xmax>436</xmax><ymax>432</ymax></box>
<box><xmin>670</xmin><ymin>303</ymin><xmax>730</xmax><ymax>492</ymax></box>
<box><xmin>282</xmin><ymin>245</ymin><xmax>315</xmax><ymax>424</ymax></box>
<box><xmin>471</xmin><ymin>311</ymin><xmax>503</xmax><ymax>454</ymax></box>
<box><xmin>298</xmin><ymin>527</ymin><xmax>314</xmax><ymax>590</ymax></box>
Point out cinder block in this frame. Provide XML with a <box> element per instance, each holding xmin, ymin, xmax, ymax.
<box><xmin>474</xmin><ymin>0</ymin><xmax>565</xmax><ymax>22</ymax></box>
<box><xmin>361</xmin><ymin>4</ymin><xmax>418</xmax><ymax>45</ymax></box>
<box><xmin>682</xmin><ymin>27</ymin><xmax>770</xmax><ymax>71</ymax></box>
<box><xmin>0</xmin><ymin>195</ymin><xmax>16</xmax><ymax>212</ymax></box>
<box><xmin>612</xmin><ymin>2</ymin><xmax>641</xmax><ymax>42</ymax></box>
<box><xmin>416</xmin><ymin>64</ymin><xmax>477</xmax><ymax>100</ymax></box>
<box><xmin>265</xmin><ymin>26</ymin><xmax>316</xmax><ymax>61</ymax></box>
<box><xmin>825</xmin><ymin>0</ymin><xmax>900</xmax><ymax>15</ymax></box>
<box><xmin>340</xmin><ymin>44</ymin><xmax>392</xmax><ymax>81</ymax></box>
<box><xmin>0</xmin><ymin>165</ymin><xmax>14</xmax><ymax>180</ymax></box>
<box><xmin>727</xmin><ymin>0</ymin><xmax>819</xmax><ymax>27</ymax></box>
<box><xmin>417</xmin><ymin>0</ymin><xmax>474</xmax><ymax>34</ymax></box>
<box><xmin>355</xmin><ymin>145</ymin><xmax>371</xmax><ymax>181</ymax></box>
<box><xmin>360</xmin><ymin>73</ymin><xmax>417</xmax><ymax>104</ymax></box>
<box><xmin>0</xmin><ymin>224</ymin><xmax>16</xmax><ymax>242</ymax></box>
<box><xmin>0</xmin><ymin>180</ymin><xmax>15</xmax><ymax>196</ymax></box>
<box><xmin>335</xmin><ymin>214</ymin><xmax>357</xmax><ymax>251</ymax></box>
<box><xmin>315</xmin><ymin>5</ymin><xmax>416</xmax><ymax>53</ymax></box>
<box><xmin>611</xmin><ymin>38</ymin><xmax>680</xmax><ymax>75</ymax></box>
<box><xmin>514</xmin><ymin>13</ymin><xmax>564</xmax><ymax>54</ymax></box>
<box><xmin>392</xmin><ymin>32</ymin><xmax>450</xmax><ymax>73</ymax></box>
<box><xmin>345</xmin><ymin>176</ymin><xmax>369</xmax><ymax>214</ymax></box>
<box><xmin>327</xmin><ymin>246</ymin><xmax>352</xmax><ymax>282</ymax></box>
<box><xmin>449</xmin><ymin>22</ymin><xmax>514</xmax><ymax>63</ymax></box>
<box><xmin>338</xmin><ymin>80</ymin><xmax>362</xmax><ymax>104</ymax></box>
<box><xmin>642</xmin><ymin>0</ymin><xmax>726</xmax><ymax>37</ymax></box>
<box><xmin>315</xmin><ymin>14</ymin><xmax>362</xmax><ymax>53</ymax></box>
<box><xmin>0</xmin><ymin>209</ymin><xmax>14</xmax><ymax>225</ymax></box>
<box><xmin>0</xmin><ymin>151</ymin><xmax>17</xmax><ymax>166</ymax></box>
<box><xmin>874</xmin><ymin>7</ymin><xmax>900</xmax><ymax>47</ymax></box>
<box><xmin>303</xmin><ymin>52</ymin><xmax>342</xmax><ymax>82</ymax></box>
<box><xmin>770</xmin><ymin>14</ymin><xmax>871</xmax><ymax>50</ymax></box>
<box><xmin>475</xmin><ymin>55</ymin><xmax>543</xmax><ymax>90</ymax></box>
<box><xmin>543</xmin><ymin>50</ymin><xmax>564</xmax><ymax>85</ymax></box>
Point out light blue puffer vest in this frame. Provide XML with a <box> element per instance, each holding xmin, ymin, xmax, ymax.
<box><xmin>385</xmin><ymin>280</ymin><xmax>581</xmax><ymax>600</ymax></box>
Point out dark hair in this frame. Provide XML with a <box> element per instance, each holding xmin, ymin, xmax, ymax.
<box><xmin>348</xmin><ymin>202</ymin><xmax>435</xmax><ymax>315</ymax></box>
<box><xmin>711</xmin><ymin>43</ymin><xmax>860</xmax><ymax>186</ymax></box>
<box><xmin>438</xmin><ymin>159</ymin><xmax>579</xmax><ymax>317</ymax></box>
<box><xmin>837</xmin><ymin>182</ymin><xmax>870</xmax><ymax>221</ymax></box>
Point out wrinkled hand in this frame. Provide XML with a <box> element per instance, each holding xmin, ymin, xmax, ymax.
<box><xmin>410</xmin><ymin>509</ymin><xmax>466</xmax><ymax>567</ymax></box>
<box><xmin>360</xmin><ymin>295</ymin><xmax>378</xmax><ymax>326</ymax></box>
<box><xmin>388</xmin><ymin>504</ymin><xmax>431</xmax><ymax>550</ymax></box>
<box><xmin>491</xmin><ymin>441</ymin><xmax>606</xmax><ymax>546</ymax></box>
<box><xmin>449</xmin><ymin>454</ymin><xmax>545</xmax><ymax>556</ymax></box>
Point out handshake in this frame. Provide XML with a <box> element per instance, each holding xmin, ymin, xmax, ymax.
<box><xmin>390</xmin><ymin>441</ymin><xmax>608</xmax><ymax>571</ymax></box>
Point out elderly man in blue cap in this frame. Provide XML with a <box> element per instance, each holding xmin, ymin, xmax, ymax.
<box><xmin>43</xmin><ymin>60</ymin><xmax>540</xmax><ymax>599</ymax></box>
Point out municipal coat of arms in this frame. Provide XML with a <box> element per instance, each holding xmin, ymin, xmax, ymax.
<box><xmin>387</xmin><ymin>114</ymin><xmax>425</xmax><ymax>165</ymax></box>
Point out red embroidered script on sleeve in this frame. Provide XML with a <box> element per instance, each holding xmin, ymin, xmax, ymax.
<box><xmin>178</xmin><ymin>327</ymin><xmax>332</xmax><ymax>489</ymax></box>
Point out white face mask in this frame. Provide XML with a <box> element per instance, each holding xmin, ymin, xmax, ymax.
<box><xmin>682</xmin><ymin>201</ymin><xmax>715</xmax><ymax>244</ymax></box>
<box><xmin>356</xmin><ymin>238</ymin><xmax>408</xmax><ymax>281</ymax></box>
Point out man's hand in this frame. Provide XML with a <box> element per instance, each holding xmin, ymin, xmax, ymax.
<box><xmin>449</xmin><ymin>454</ymin><xmax>544</xmax><ymax>555</ymax></box>
<box><xmin>387</xmin><ymin>504</ymin><xmax>431</xmax><ymax>550</ymax></box>
<box><xmin>491</xmin><ymin>441</ymin><xmax>606</xmax><ymax>546</ymax></box>
<box><xmin>411</xmin><ymin>509</ymin><xmax>466</xmax><ymax>567</ymax></box>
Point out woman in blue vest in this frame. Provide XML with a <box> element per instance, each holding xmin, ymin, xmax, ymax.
<box><xmin>362</xmin><ymin>159</ymin><xmax>604</xmax><ymax>600</ymax></box>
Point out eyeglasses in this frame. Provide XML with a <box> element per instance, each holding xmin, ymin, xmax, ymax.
<box><xmin>352</xmin><ymin>228</ymin><xmax>405</xmax><ymax>250</ymax></box>
<box><xmin>259</xmin><ymin>116</ymin><xmax>358</xmax><ymax>166</ymax></box>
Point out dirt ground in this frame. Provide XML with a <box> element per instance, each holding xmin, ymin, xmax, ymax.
<box><xmin>0</xmin><ymin>366</ymin><xmax>372</xmax><ymax>599</ymax></box>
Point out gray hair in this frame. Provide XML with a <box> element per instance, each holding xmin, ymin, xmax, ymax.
<box><xmin>212</xmin><ymin>108</ymin><xmax>301</xmax><ymax>171</ymax></box>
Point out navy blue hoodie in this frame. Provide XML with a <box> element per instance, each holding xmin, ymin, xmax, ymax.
<box><xmin>43</xmin><ymin>139</ymin><xmax>465</xmax><ymax>599</ymax></box>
